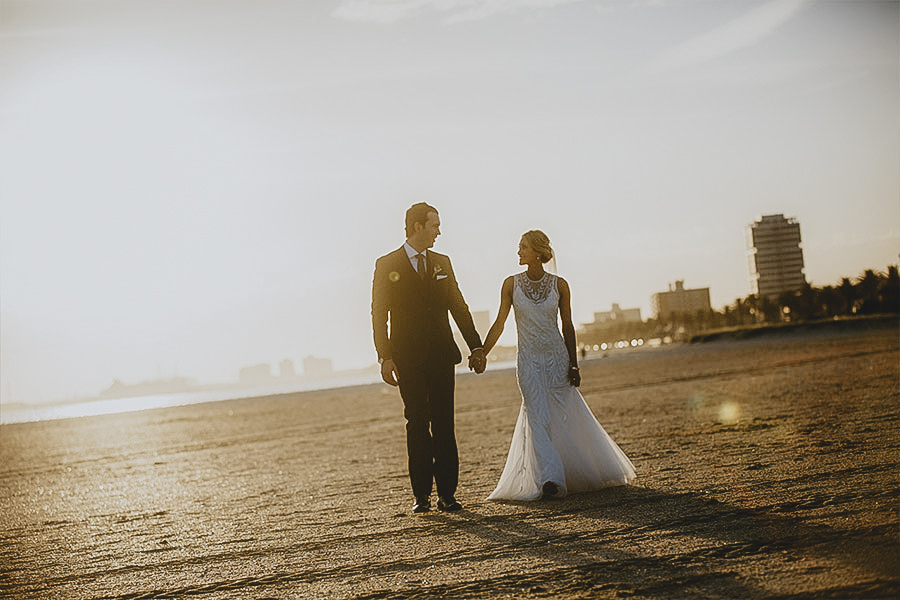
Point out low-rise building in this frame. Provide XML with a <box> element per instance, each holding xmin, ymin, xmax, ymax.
<box><xmin>652</xmin><ymin>280</ymin><xmax>711</xmax><ymax>319</ymax></box>
<box><xmin>590</xmin><ymin>303</ymin><xmax>642</xmax><ymax>325</ymax></box>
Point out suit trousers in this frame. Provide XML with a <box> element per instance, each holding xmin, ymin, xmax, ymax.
<box><xmin>397</xmin><ymin>360</ymin><xmax>458</xmax><ymax>501</ymax></box>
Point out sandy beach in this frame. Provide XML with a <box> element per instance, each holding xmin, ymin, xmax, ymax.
<box><xmin>2</xmin><ymin>318</ymin><xmax>898</xmax><ymax>599</ymax></box>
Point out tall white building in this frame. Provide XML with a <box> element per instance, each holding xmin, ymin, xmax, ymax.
<box><xmin>747</xmin><ymin>214</ymin><xmax>806</xmax><ymax>298</ymax></box>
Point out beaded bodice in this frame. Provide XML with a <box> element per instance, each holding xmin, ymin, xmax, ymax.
<box><xmin>516</xmin><ymin>271</ymin><xmax>555</xmax><ymax>304</ymax></box>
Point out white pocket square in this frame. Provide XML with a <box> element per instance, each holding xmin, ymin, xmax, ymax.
<box><xmin>436</xmin><ymin>274</ymin><xmax>448</xmax><ymax>280</ymax></box>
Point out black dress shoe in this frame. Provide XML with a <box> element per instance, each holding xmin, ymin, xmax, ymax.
<box><xmin>541</xmin><ymin>482</ymin><xmax>561</xmax><ymax>499</ymax></box>
<box><xmin>437</xmin><ymin>496</ymin><xmax>462</xmax><ymax>512</ymax></box>
<box><xmin>412</xmin><ymin>498</ymin><xmax>431</xmax><ymax>513</ymax></box>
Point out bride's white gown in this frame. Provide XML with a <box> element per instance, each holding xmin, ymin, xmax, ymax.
<box><xmin>487</xmin><ymin>273</ymin><xmax>636</xmax><ymax>501</ymax></box>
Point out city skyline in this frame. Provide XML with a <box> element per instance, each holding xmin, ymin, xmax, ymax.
<box><xmin>8</xmin><ymin>243</ymin><xmax>896</xmax><ymax>407</ymax></box>
<box><xmin>2</xmin><ymin>0</ymin><xmax>898</xmax><ymax>406</ymax></box>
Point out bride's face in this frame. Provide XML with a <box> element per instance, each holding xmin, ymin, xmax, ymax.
<box><xmin>518</xmin><ymin>238</ymin><xmax>539</xmax><ymax>266</ymax></box>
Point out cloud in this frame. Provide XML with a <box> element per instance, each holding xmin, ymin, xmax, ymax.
<box><xmin>655</xmin><ymin>0</ymin><xmax>811</xmax><ymax>69</ymax></box>
<box><xmin>332</xmin><ymin>0</ymin><xmax>584</xmax><ymax>24</ymax></box>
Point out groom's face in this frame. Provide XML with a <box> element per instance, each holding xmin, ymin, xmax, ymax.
<box><xmin>413</xmin><ymin>212</ymin><xmax>441</xmax><ymax>249</ymax></box>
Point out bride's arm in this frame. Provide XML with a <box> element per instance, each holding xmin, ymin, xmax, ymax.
<box><xmin>558</xmin><ymin>277</ymin><xmax>581</xmax><ymax>386</ymax></box>
<box><xmin>482</xmin><ymin>276</ymin><xmax>514</xmax><ymax>356</ymax></box>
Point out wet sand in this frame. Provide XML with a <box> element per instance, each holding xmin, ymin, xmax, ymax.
<box><xmin>2</xmin><ymin>319</ymin><xmax>898</xmax><ymax>599</ymax></box>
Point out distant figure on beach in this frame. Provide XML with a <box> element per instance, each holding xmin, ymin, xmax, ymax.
<box><xmin>371</xmin><ymin>203</ymin><xmax>486</xmax><ymax>514</ymax></box>
<box><xmin>482</xmin><ymin>230</ymin><xmax>636</xmax><ymax>501</ymax></box>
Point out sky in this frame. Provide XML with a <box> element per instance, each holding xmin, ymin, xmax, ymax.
<box><xmin>1</xmin><ymin>0</ymin><xmax>898</xmax><ymax>406</ymax></box>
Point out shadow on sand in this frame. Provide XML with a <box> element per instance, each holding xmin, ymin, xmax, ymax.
<box><xmin>368</xmin><ymin>485</ymin><xmax>900</xmax><ymax>600</ymax></box>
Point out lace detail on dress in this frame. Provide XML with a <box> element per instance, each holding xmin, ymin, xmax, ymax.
<box><xmin>517</xmin><ymin>272</ymin><xmax>554</xmax><ymax>304</ymax></box>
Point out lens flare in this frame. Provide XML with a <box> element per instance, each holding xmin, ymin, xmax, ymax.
<box><xmin>688</xmin><ymin>392</ymin><xmax>705</xmax><ymax>410</ymax></box>
<box><xmin>719</xmin><ymin>401</ymin><xmax>741</xmax><ymax>424</ymax></box>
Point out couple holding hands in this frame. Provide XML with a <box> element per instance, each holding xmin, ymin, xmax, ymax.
<box><xmin>371</xmin><ymin>203</ymin><xmax>635</xmax><ymax>514</ymax></box>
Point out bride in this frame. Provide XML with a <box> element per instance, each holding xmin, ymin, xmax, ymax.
<box><xmin>482</xmin><ymin>230</ymin><xmax>636</xmax><ymax>501</ymax></box>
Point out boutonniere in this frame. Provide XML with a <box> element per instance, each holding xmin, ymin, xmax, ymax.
<box><xmin>433</xmin><ymin>264</ymin><xmax>448</xmax><ymax>280</ymax></box>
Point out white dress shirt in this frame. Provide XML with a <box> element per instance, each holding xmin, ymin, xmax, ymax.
<box><xmin>404</xmin><ymin>242</ymin><xmax>426</xmax><ymax>274</ymax></box>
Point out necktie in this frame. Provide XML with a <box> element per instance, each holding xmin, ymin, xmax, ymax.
<box><xmin>415</xmin><ymin>253</ymin><xmax>426</xmax><ymax>279</ymax></box>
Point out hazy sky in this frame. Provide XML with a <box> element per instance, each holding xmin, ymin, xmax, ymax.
<box><xmin>2</xmin><ymin>0</ymin><xmax>898</xmax><ymax>406</ymax></box>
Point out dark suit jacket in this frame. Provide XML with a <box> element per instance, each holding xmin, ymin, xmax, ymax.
<box><xmin>371</xmin><ymin>247</ymin><xmax>482</xmax><ymax>369</ymax></box>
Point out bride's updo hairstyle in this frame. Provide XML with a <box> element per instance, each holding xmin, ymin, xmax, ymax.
<box><xmin>522</xmin><ymin>230</ymin><xmax>553</xmax><ymax>264</ymax></box>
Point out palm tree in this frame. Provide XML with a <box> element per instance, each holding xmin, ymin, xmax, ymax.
<box><xmin>837</xmin><ymin>277</ymin><xmax>857</xmax><ymax>315</ymax></box>
<box><xmin>878</xmin><ymin>265</ymin><xmax>900</xmax><ymax>313</ymax></box>
<box><xmin>856</xmin><ymin>269</ymin><xmax>883</xmax><ymax>314</ymax></box>
<box><xmin>818</xmin><ymin>285</ymin><xmax>841</xmax><ymax>317</ymax></box>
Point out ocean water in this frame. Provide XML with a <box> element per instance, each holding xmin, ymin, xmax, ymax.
<box><xmin>0</xmin><ymin>372</ymin><xmax>384</xmax><ymax>426</ymax></box>
<box><xmin>0</xmin><ymin>361</ymin><xmax>518</xmax><ymax>426</ymax></box>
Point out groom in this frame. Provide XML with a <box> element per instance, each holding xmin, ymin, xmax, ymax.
<box><xmin>371</xmin><ymin>203</ymin><xmax>486</xmax><ymax>513</ymax></box>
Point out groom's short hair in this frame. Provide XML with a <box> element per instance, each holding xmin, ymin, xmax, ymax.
<box><xmin>405</xmin><ymin>202</ymin><xmax>438</xmax><ymax>237</ymax></box>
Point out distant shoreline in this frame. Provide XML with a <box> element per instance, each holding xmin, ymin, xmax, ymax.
<box><xmin>4</xmin><ymin>315</ymin><xmax>895</xmax><ymax>426</ymax></box>
<box><xmin>687</xmin><ymin>314</ymin><xmax>899</xmax><ymax>343</ymax></box>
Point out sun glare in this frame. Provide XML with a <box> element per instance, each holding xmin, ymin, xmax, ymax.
<box><xmin>718</xmin><ymin>401</ymin><xmax>741</xmax><ymax>425</ymax></box>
